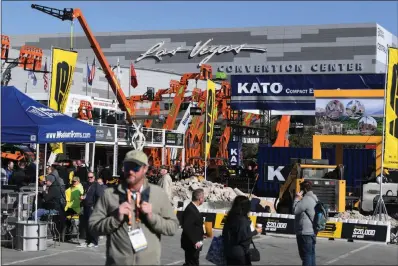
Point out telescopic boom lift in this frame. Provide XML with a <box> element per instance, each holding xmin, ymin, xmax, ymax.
<box><xmin>31</xmin><ymin>4</ymin><xmax>134</xmax><ymax>123</ymax></box>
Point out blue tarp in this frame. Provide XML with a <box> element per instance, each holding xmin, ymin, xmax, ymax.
<box><xmin>1</xmin><ymin>86</ymin><xmax>96</xmax><ymax>144</ymax></box>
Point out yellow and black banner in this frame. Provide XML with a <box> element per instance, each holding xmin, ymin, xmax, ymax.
<box><xmin>203</xmin><ymin>80</ymin><xmax>216</xmax><ymax>159</ymax></box>
<box><xmin>384</xmin><ymin>47</ymin><xmax>398</xmax><ymax>169</ymax></box>
<box><xmin>214</xmin><ymin>213</ymin><xmax>257</xmax><ymax>229</ymax></box>
<box><xmin>49</xmin><ymin>48</ymin><xmax>78</xmax><ymax>113</ymax></box>
<box><xmin>49</xmin><ymin>142</ymin><xmax>63</xmax><ymax>154</ymax></box>
<box><xmin>317</xmin><ymin>222</ymin><xmax>342</xmax><ymax>239</ymax></box>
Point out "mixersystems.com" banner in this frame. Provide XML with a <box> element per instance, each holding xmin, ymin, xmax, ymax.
<box><xmin>230</xmin><ymin>74</ymin><xmax>385</xmax><ymax>113</ymax></box>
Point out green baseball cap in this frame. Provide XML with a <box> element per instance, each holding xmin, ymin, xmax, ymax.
<box><xmin>124</xmin><ymin>150</ymin><xmax>148</xmax><ymax>166</ymax></box>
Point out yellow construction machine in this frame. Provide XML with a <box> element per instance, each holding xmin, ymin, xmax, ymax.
<box><xmin>275</xmin><ymin>159</ymin><xmax>345</xmax><ymax>214</ymax></box>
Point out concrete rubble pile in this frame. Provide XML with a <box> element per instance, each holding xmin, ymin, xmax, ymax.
<box><xmin>171</xmin><ymin>177</ymin><xmax>237</xmax><ymax>204</ymax></box>
<box><xmin>171</xmin><ymin>177</ymin><xmax>276</xmax><ymax>212</ymax></box>
<box><xmin>335</xmin><ymin>210</ymin><xmax>398</xmax><ymax>228</ymax></box>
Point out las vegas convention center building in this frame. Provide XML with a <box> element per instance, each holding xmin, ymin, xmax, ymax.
<box><xmin>6</xmin><ymin>22</ymin><xmax>397</xmax><ymax>120</ymax></box>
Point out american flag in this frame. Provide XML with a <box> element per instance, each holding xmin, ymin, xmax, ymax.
<box><xmin>87</xmin><ymin>58</ymin><xmax>96</xmax><ymax>85</ymax></box>
<box><xmin>43</xmin><ymin>61</ymin><xmax>48</xmax><ymax>91</ymax></box>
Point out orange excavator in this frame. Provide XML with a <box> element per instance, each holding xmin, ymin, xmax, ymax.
<box><xmin>185</xmin><ymin>90</ymin><xmax>207</xmax><ymax>165</ymax></box>
<box><xmin>143</xmin><ymin>80</ymin><xmax>180</xmax><ymax>128</ymax></box>
<box><xmin>148</xmin><ymin>65</ymin><xmax>212</xmax><ymax>167</ymax></box>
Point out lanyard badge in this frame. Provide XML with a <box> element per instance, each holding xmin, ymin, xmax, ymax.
<box><xmin>127</xmin><ymin>189</ymin><xmax>141</xmax><ymax>229</ymax></box>
<box><xmin>127</xmin><ymin>189</ymin><xmax>147</xmax><ymax>252</ymax></box>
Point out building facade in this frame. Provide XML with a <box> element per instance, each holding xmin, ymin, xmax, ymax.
<box><xmin>5</xmin><ymin>23</ymin><xmax>397</xmax><ymax>100</ymax></box>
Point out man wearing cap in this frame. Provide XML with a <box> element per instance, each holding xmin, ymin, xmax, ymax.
<box><xmin>89</xmin><ymin>150</ymin><xmax>179</xmax><ymax>265</ymax></box>
<box><xmin>31</xmin><ymin>174</ymin><xmax>63</xmax><ymax>220</ymax></box>
<box><xmin>158</xmin><ymin>166</ymin><xmax>173</xmax><ymax>201</ymax></box>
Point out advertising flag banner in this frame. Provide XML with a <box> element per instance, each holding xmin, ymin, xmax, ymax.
<box><xmin>49</xmin><ymin>48</ymin><xmax>78</xmax><ymax>113</ymax></box>
<box><xmin>228</xmin><ymin>141</ymin><xmax>242</xmax><ymax>166</ymax></box>
<box><xmin>203</xmin><ymin>80</ymin><xmax>216</xmax><ymax>159</ymax></box>
<box><xmin>384</xmin><ymin>47</ymin><xmax>398</xmax><ymax>169</ymax></box>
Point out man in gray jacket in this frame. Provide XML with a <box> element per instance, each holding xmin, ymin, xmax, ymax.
<box><xmin>89</xmin><ymin>150</ymin><xmax>179</xmax><ymax>265</ymax></box>
<box><xmin>293</xmin><ymin>181</ymin><xmax>317</xmax><ymax>266</ymax></box>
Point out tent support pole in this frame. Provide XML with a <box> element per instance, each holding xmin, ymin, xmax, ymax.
<box><xmin>91</xmin><ymin>143</ymin><xmax>96</xmax><ymax>173</ymax></box>
<box><xmin>44</xmin><ymin>144</ymin><xmax>48</xmax><ymax>168</ymax></box>
<box><xmin>35</xmin><ymin>144</ymin><xmax>40</xmax><ymax>223</ymax></box>
<box><xmin>113</xmin><ymin>124</ymin><xmax>118</xmax><ymax>176</ymax></box>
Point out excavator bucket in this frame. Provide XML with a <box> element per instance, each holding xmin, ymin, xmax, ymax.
<box><xmin>1</xmin><ymin>35</ymin><xmax>10</xmax><ymax>60</ymax></box>
<box><xmin>18</xmin><ymin>45</ymin><xmax>43</xmax><ymax>71</ymax></box>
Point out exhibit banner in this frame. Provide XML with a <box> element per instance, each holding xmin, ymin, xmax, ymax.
<box><xmin>315</xmin><ymin>98</ymin><xmax>384</xmax><ymax>136</ymax></box>
<box><xmin>230</xmin><ymin>74</ymin><xmax>385</xmax><ymax>113</ymax></box>
<box><xmin>49</xmin><ymin>48</ymin><xmax>78</xmax><ymax>113</ymax></box>
<box><xmin>341</xmin><ymin>223</ymin><xmax>388</xmax><ymax>242</ymax></box>
<box><xmin>383</xmin><ymin>47</ymin><xmax>398</xmax><ymax>169</ymax></box>
<box><xmin>227</xmin><ymin>141</ymin><xmax>242</xmax><ymax>166</ymax></box>
<box><xmin>203</xmin><ymin>80</ymin><xmax>216</xmax><ymax>159</ymax></box>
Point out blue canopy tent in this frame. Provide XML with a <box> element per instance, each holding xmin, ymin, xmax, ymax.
<box><xmin>1</xmin><ymin>86</ymin><xmax>96</xmax><ymax>143</ymax></box>
<box><xmin>1</xmin><ymin>86</ymin><xmax>96</xmax><ymax>221</ymax></box>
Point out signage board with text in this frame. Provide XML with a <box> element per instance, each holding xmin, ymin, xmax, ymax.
<box><xmin>230</xmin><ymin>74</ymin><xmax>385</xmax><ymax>111</ymax></box>
<box><xmin>165</xmin><ymin>131</ymin><xmax>184</xmax><ymax>147</ymax></box>
<box><xmin>341</xmin><ymin>223</ymin><xmax>387</xmax><ymax>242</ymax></box>
<box><xmin>95</xmin><ymin>125</ymin><xmax>116</xmax><ymax>142</ymax></box>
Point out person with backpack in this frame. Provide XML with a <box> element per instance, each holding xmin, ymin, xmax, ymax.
<box><xmin>293</xmin><ymin>180</ymin><xmax>327</xmax><ymax>266</ymax></box>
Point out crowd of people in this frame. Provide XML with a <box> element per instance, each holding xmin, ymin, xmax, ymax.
<box><xmin>2</xmin><ymin>153</ymin><xmax>317</xmax><ymax>266</ymax></box>
<box><xmin>87</xmin><ymin>150</ymin><xmax>318</xmax><ymax>266</ymax></box>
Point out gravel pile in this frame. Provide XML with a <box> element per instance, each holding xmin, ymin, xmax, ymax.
<box><xmin>171</xmin><ymin>177</ymin><xmax>237</xmax><ymax>204</ymax></box>
<box><xmin>334</xmin><ymin>210</ymin><xmax>398</xmax><ymax>227</ymax></box>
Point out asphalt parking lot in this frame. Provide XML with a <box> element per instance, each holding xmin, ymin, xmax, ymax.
<box><xmin>2</xmin><ymin>230</ymin><xmax>398</xmax><ymax>265</ymax></box>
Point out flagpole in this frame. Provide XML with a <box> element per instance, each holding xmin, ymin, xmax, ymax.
<box><xmin>91</xmin><ymin>58</ymin><xmax>94</xmax><ymax>97</ymax></box>
<box><xmin>44</xmin><ymin>47</ymin><xmax>53</xmax><ymax>168</ymax></box>
<box><xmin>373</xmin><ymin>49</ymin><xmax>390</xmax><ymax>221</ymax></box>
<box><xmin>85</xmin><ymin>57</ymin><xmax>88</xmax><ymax>96</ymax></box>
<box><xmin>129</xmin><ymin>58</ymin><xmax>131</xmax><ymax>97</ymax></box>
<box><xmin>204</xmin><ymin>88</ymin><xmax>208</xmax><ymax>181</ymax></box>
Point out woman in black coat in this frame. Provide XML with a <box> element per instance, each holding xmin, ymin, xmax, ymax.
<box><xmin>222</xmin><ymin>195</ymin><xmax>262</xmax><ymax>265</ymax></box>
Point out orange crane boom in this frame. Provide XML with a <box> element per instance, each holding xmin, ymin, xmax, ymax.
<box><xmin>32</xmin><ymin>4</ymin><xmax>134</xmax><ymax>123</ymax></box>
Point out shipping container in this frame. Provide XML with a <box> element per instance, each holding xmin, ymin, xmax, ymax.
<box><xmin>255</xmin><ymin>146</ymin><xmax>375</xmax><ymax>197</ymax></box>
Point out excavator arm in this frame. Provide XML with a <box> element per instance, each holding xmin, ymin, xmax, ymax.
<box><xmin>149</xmin><ymin>65</ymin><xmax>212</xmax><ymax>167</ymax></box>
<box><xmin>272</xmin><ymin>115</ymin><xmax>291</xmax><ymax>147</ymax></box>
<box><xmin>32</xmin><ymin>4</ymin><xmax>134</xmax><ymax>123</ymax></box>
<box><xmin>143</xmin><ymin>88</ymin><xmax>170</xmax><ymax>128</ymax></box>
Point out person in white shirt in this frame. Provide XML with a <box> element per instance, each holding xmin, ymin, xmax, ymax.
<box><xmin>158</xmin><ymin>166</ymin><xmax>173</xmax><ymax>200</ymax></box>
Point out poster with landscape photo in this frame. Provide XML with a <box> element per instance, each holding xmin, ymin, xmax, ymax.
<box><xmin>315</xmin><ymin>98</ymin><xmax>384</xmax><ymax>136</ymax></box>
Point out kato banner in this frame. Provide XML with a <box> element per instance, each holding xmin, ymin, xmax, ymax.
<box><xmin>228</xmin><ymin>141</ymin><xmax>242</xmax><ymax>166</ymax></box>
<box><xmin>49</xmin><ymin>48</ymin><xmax>78</xmax><ymax>113</ymax></box>
<box><xmin>230</xmin><ymin>74</ymin><xmax>385</xmax><ymax>112</ymax></box>
<box><xmin>203</xmin><ymin>80</ymin><xmax>216</xmax><ymax>159</ymax></box>
<box><xmin>383</xmin><ymin>47</ymin><xmax>398</xmax><ymax>169</ymax></box>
